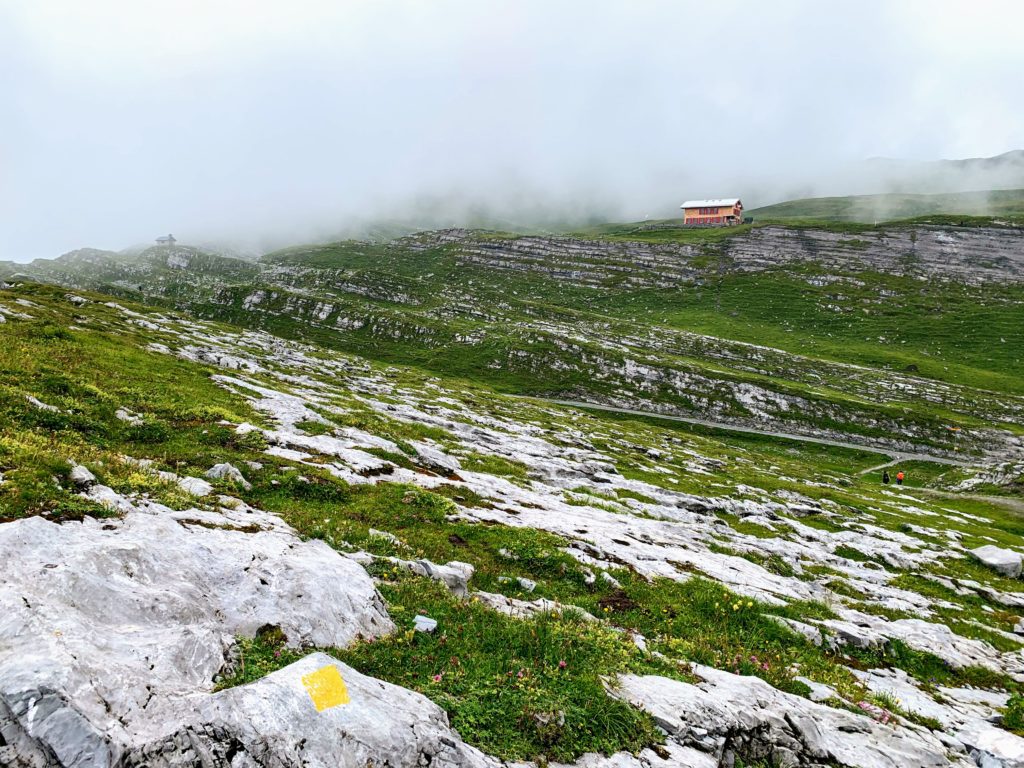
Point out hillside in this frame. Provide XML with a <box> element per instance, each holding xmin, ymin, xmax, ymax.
<box><xmin>2</xmin><ymin>277</ymin><xmax>1024</xmax><ymax>766</ymax></box>
<box><xmin>4</xmin><ymin>219</ymin><xmax>1024</xmax><ymax>767</ymax></box>
<box><xmin>861</xmin><ymin>150</ymin><xmax>1024</xmax><ymax>194</ymax></box>
<box><xmin>5</xmin><ymin>221</ymin><xmax>1024</xmax><ymax>460</ymax></box>
<box><xmin>748</xmin><ymin>189</ymin><xmax>1024</xmax><ymax>224</ymax></box>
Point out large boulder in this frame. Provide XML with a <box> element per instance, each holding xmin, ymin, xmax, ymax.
<box><xmin>157</xmin><ymin>653</ymin><xmax>500</xmax><ymax>768</ymax></box>
<box><xmin>613</xmin><ymin>666</ymin><xmax>972</xmax><ymax>768</ymax></box>
<box><xmin>957</xmin><ymin>720</ymin><xmax>1024</xmax><ymax>768</ymax></box>
<box><xmin>970</xmin><ymin>545</ymin><xmax>1023</xmax><ymax>579</ymax></box>
<box><xmin>0</xmin><ymin>496</ymin><xmax>394</xmax><ymax>766</ymax></box>
<box><xmin>205</xmin><ymin>461</ymin><xmax>253</xmax><ymax>490</ymax></box>
<box><xmin>410</xmin><ymin>441</ymin><xmax>462</xmax><ymax>475</ymax></box>
<box><xmin>67</xmin><ymin>462</ymin><xmax>97</xmax><ymax>489</ymax></box>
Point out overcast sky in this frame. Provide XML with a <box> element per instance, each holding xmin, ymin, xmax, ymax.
<box><xmin>3</xmin><ymin>0</ymin><xmax>1023</xmax><ymax>261</ymax></box>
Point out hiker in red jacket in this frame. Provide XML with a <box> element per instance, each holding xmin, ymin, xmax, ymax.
<box><xmin>895</xmin><ymin>470</ymin><xmax>905</xmax><ymax>486</ymax></box>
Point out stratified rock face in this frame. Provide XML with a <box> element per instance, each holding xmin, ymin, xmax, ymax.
<box><xmin>725</xmin><ymin>226</ymin><xmax>1024</xmax><ymax>284</ymax></box>
<box><xmin>0</xmin><ymin>500</ymin><xmax>394</xmax><ymax>766</ymax></box>
<box><xmin>416</xmin><ymin>224</ymin><xmax>1024</xmax><ymax>288</ymax></box>
<box><xmin>424</xmin><ymin>231</ymin><xmax>702</xmax><ymax>288</ymax></box>
<box><xmin>614</xmin><ymin>668</ymin><xmax>973</xmax><ymax>768</ymax></box>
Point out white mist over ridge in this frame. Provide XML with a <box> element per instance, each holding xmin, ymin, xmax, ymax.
<box><xmin>2</xmin><ymin>0</ymin><xmax>1023</xmax><ymax>261</ymax></box>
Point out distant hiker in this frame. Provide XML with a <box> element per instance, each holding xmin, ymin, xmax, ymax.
<box><xmin>882</xmin><ymin>470</ymin><xmax>890</xmax><ymax>484</ymax></box>
<box><xmin>896</xmin><ymin>470</ymin><xmax>905</xmax><ymax>486</ymax></box>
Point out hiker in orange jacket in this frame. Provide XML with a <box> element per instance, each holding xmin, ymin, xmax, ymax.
<box><xmin>895</xmin><ymin>470</ymin><xmax>905</xmax><ymax>486</ymax></box>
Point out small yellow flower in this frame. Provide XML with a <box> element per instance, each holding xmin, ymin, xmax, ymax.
<box><xmin>746</xmin><ymin>601</ymin><xmax>753</xmax><ymax>608</ymax></box>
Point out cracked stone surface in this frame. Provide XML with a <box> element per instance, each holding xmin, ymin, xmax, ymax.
<box><xmin>971</xmin><ymin>545</ymin><xmax>1023</xmax><ymax>579</ymax></box>
<box><xmin>4</xmin><ymin>289</ymin><xmax>1024</xmax><ymax>767</ymax></box>
<box><xmin>0</xmin><ymin>494</ymin><xmax>393</xmax><ymax>766</ymax></box>
<box><xmin>613</xmin><ymin>667</ymin><xmax>972</xmax><ymax>767</ymax></box>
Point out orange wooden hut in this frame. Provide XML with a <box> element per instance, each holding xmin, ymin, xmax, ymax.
<box><xmin>680</xmin><ymin>198</ymin><xmax>743</xmax><ymax>226</ymax></box>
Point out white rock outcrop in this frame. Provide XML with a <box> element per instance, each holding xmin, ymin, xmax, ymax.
<box><xmin>205</xmin><ymin>461</ymin><xmax>253</xmax><ymax>491</ymax></box>
<box><xmin>957</xmin><ymin>719</ymin><xmax>1024</xmax><ymax>768</ymax></box>
<box><xmin>67</xmin><ymin>462</ymin><xmax>97</xmax><ymax>488</ymax></box>
<box><xmin>349</xmin><ymin>552</ymin><xmax>475</xmax><ymax>597</ymax></box>
<box><xmin>115</xmin><ymin>407</ymin><xmax>144</xmax><ymax>425</ymax></box>
<box><xmin>411</xmin><ymin>440</ymin><xmax>462</xmax><ymax>475</ymax></box>
<box><xmin>155</xmin><ymin>653</ymin><xmax>500</xmax><ymax>768</ymax></box>
<box><xmin>473</xmin><ymin>591</ymin><xmax>597</xmax><ymax>622</ymax></box>
<box><xmin>852</xmin><ymin>666</ymin><xmax>1012</xmax><ymax>744</ymax></box>
<box><xmin>970</xmin><ymin>545</ymin><xmax>1023</xmax><ymax>579</ymax></box>
<box><xmin>613</xmin><ymin>667</ymin><xmax>973</xmax><ymax>768</ymax></box>
<box><xmin>25</xmin><ymin>395</ymin><xmax>58</xmax><ymax>412</ymax></box>
<box><xmin>177</xmin><ymin>475</ymin><xmax>215</xmax><ymax>497</ymax></box>
<box><xmin>0</xmin><ymin>498</ymin><xmax>393</xmax><ymax>766</ymax></box>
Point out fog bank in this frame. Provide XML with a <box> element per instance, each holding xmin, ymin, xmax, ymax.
<box><xmin>2</xmin><ymin>1</ymin><xmax>1023</xmax><ymax>260</ymax></box>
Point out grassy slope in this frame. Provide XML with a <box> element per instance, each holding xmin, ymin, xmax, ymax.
<box><xmin>24</xmin><ymin>241</ymin><xmax>1014</xmax><ymax>463</ymax></box>
<box><xmin>0</xmin><ymin>293</ymin><xmax>259</xmax><ymax>519</ymax></box>
<box><xmin>0</xmin><ymin>286</ymin><xmax>674</xmax><ymax>758</ymax></box>
<box><xmin>748</xmin><ymin>188</ymin><xmax>1024</xmax><ymax>224</ymax></box>
<box><xmin>261</xmin><ymin>230</ymin><xmax>1024</xmax><ymax>396</ymax></box>
<box><xmin>568</xmin><ymin>221</ymin><xmax>756</xmax><ymax>244</ymax></box>
<box><xmin>16</xmin><ymin>223</ymin><xmax>1024</xmax><ymax>405</ymax></box>
<box><xmin>591</xmin><ymin>264</ymin><xmax>1024</xmax><ymax>395</ymax></box>
<box><xmin>7</xmin><ymin>223</ymin><xmax>1024</xmax><ymax>461</ymax></box>
<box><xmin>4</xmin><ymin>284</ymin><xmax>1024</xmax><ymax>758</ymax></box>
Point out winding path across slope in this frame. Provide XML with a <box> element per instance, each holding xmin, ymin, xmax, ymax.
<box><xmin>533</xmin><ymin>397</ymin><xmax>975</xmax><ymax>468</ymax></box>
<box><xmin>535</xmin><ymin>398</ymin><xmax>1024</xmax><ymax>516</ymax></box>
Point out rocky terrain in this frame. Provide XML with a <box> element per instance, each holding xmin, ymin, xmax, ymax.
<box><xmin>727</xmin><ymin>226</ymin><xmax>1024</xmax><ymax>283</ymax></box>
<box><xmin>418</xmin><ymin>223</ymin><xmax>1024</xmax><ymax>286</ymax></box>
<box><xmin>2</xmin><ymin>275</ymin><xmax>1024</xmax><ymax>766</ymax></box>
<box><xmin>3</xmin><ymin>221</ymin><xmax>1023</xmax><ymax>463</ymax></box>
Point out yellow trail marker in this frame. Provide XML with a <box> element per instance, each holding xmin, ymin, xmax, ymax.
<box><xmin>301</xmin><ymin>664</ymin><xmax>350</xmax><ymax>712</ymax></box>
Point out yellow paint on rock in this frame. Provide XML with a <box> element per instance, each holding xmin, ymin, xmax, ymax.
<box><xmin>301</xmin><ymin>664</ymin><xmax>351</xmax><ymax>711</ymax></box>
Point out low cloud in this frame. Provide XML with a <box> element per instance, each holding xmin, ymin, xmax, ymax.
<box><xmin>2</xmin><ymin>1</ymin><xmax>1023</xmax><ymax>260</ymax></box>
